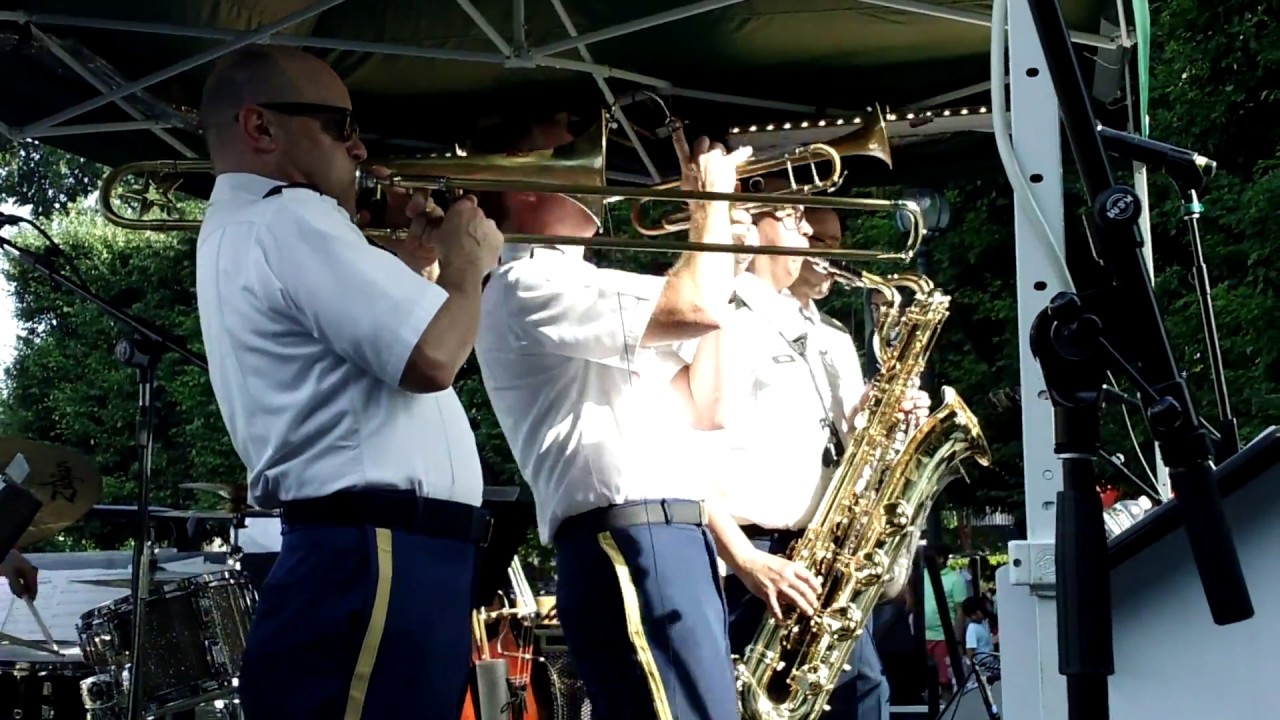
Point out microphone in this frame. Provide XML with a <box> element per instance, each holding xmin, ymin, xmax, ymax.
<box><xmin>0</xmin><ymin>453</ymin><xmax>43</xmax><ymax>561</ymax></box>
<box><xmin>1096</xmin><ymin>125</ymin><xmax>1217</xmax><ymax>191</ymax></box>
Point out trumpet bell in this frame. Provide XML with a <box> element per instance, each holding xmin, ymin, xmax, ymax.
<box><xmin>631</xmin><ymin>105</ymin><xmax>895</xmax><ymax>235</ymax></box>
<box><xmin>827</xmin><ymin>105</ymin><xmax>893</xmax><ymax>171</ymax></box>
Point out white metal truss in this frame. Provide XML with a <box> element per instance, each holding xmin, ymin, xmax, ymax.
<box><xmin>1001</xmin><ymin>0</ymin><xmax>1069</xmax><ymax>712</ymax></box>
<box><xmin>24</xmin><ymin>23</ymin><xmax>197</xmax><ymax>157</ymax></box>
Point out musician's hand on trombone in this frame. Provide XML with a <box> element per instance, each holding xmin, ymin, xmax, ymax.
<box><xmin>363</xmin><ymin>167</ymin><xmax>445</xmax><ymax>279</ymax></box>
<box><xmin>432</xmin><ymin>195</ymin><xmax>504</xmax><ymax>282</ymax></box>
<box><xmin>672</xmin><ymin>125</ymin><xmax>752</xmax><ymax>209</ymax></box>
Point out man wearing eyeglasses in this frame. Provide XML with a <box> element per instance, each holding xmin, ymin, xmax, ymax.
<box><xmin>472</xmin><ymin>113</ymin><xmax>821</xmax><ymax>720</ymax></box>
<box><xmin>194</xmin><ymin>46</ymin><xmax>503</xmax><ymax>720</ymax></box>
<box><xmin>700</xmin><ymin>205</ymin><xmax>928</xmax><ymax>720</ymax></box>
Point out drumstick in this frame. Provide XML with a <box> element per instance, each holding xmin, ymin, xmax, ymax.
<box><xmin>0</xmin><ymin>630</ymin><xmax>60</xmax><ymax>655</ymax></box>
<box><xmin>24</xmin><ymin>598</ymin><xmax>60</xmax><ymax>654</ymax></box>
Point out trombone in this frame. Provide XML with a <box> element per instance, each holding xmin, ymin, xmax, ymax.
<box><xmin>97</xmin><ymin>116</ymin><xmax>926</xmax><ymax>262</ymax></box>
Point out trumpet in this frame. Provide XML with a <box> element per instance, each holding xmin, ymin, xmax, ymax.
<box><xmin>97</xmin><ymin>113</ymin><xmax>926</xmax><ymax>262</ymax></box>
<box><xmin>631</xmin><ymin>106</ymin><xmax>893</xmax><ymax>236</ymax></box>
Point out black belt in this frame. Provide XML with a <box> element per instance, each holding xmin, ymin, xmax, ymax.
<box><xmin>281</xmin><ymin>489</ymin><xmax>491</xmax><ymax>546</ymax></box>
<box><xmin>553</xmin><ymin>499</ymin><xmax>706</xmax><ymax>545</ymax></box>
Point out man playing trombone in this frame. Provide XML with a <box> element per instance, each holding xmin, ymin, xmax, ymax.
<box><xmin>473</xmin><ymin>112</ymin><xmax>820</xmax><ymax>720</ymax></box>
<box><xmin>194</xmin><ymin>46</ymin><xmax>500</xmax><ymax>720</ymax></box>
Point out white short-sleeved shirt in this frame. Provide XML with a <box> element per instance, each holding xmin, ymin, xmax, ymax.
<box><xmin>195</xmin><ymin>173</ymin><xmax>483</xmax><ymax>510</ymax></box>
<box><xmin>794</xmin><ymin>296</ymin><xmax>866</xmax><ymax>437</ymax></box>
<box><xmin>475</xmin><ymin>247</ymin><xmax>699</xmax><ymax>544</ymax></box>
<box><xmin>694</xmin><ymin>273</ymin><xmax>835</xmax><ymax>530</ymax></box>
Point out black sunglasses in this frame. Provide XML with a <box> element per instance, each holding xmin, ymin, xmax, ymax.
<box><xmin>253</xmin><ymin>101</ymin><xmax>359</xmax><ymax>142</ymax></box>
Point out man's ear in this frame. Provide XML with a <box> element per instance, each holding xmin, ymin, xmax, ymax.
<box><xmin>239</xmin><ymin>107</ymin><xmax>276</xmax><ymax>149</ymax></box>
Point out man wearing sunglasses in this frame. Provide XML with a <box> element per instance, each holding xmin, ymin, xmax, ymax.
<box><xmin>194</xmin><ymin>46</ymin><xmax>502</xmax><ymax>720</ymax></box>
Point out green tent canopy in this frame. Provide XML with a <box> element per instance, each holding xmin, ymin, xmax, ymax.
<box><xmin>0</xmin><ymin>0</ymin><xmax>1139</xmax><ymax>194</ymax></box>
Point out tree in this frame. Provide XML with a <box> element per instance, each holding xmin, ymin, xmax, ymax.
<box><xmin>0</xmin><ymin>206</ymin><xmax>238</xmax><ymax>551</ymax></box>
<box><xmin>0</xmin><ymin>140</ymin><xmax>103</xmax><ymax>217</ymax></box>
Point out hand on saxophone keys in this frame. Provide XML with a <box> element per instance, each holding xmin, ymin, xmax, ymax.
<box><xmin>734</xmin><ymin>549</ymin><xmax>822</xmax><ymax>622</ymax></box>
<box><xmin>900</xmin><ymin>387</ymin><xmax>932</xmax><ymax>424</ymax></box>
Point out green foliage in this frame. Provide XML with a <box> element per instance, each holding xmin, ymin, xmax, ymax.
<box><xmin>0</xmin><ymin>207</ymin><xmax>239</xmax><ymax>551</ymax></box>
<box><xmin>0</xmin><ymin>140</ymin><xmax>103</xmax><ymax>217</ymax></box>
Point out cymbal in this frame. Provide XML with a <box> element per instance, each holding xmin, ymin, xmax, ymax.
<box><xmin>73</xmin><ymin>571</ymin><xmax>200</xmax><ymax>589</ymax></box>
<box><xmin>154</xmin><ymin>509</ymin><xmax>278</xmax><ymax>520</ymax></box>
<box><xmin>0</xmin><ymin>438</ymin><xmax>102</xmax><ymax>546</ymax></box>
<box><xmin>178</xmin><ymin>482</ymin><xmax>238</xmax><ymax>499</ymax></box>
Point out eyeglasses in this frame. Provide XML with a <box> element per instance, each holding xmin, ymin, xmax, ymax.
<box><xmin>759</xmin><ymin>207</ymin><xmax>808</xmax><ymax>233</ymax></box>
<box><xmin>253</xmin><ymin>101</ymin><xmax>360</xmax><ymax>142</ymax></box>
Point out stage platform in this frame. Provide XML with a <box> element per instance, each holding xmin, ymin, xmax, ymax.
<box><xmin>999</xmin><ymin>427</ymin><xmax>1280</xmax><ymax>720</ymax></box>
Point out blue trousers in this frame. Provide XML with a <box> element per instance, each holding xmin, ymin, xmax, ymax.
<box><xmin>725</xmin><ymin>537</ymin><xmax>890</xmax><ymax>720</ymax></box>
<box><xmin>237</xmin><ymin>523</ymin><xmax>477</xmax><ymax>720</ymax></box>
<box><xmin>553</xmin><ymin>502</ymin><xmax>740</xmax><ymax>720</ymax></box>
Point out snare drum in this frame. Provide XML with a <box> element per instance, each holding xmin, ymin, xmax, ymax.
<box><xmin>77</xmin><ymin>569</ymin><xmax>257</xmax><ymax>714</ymax></box>
<box><xmin>0</xmin><ymin>644</ymin><xmax>95</xmax><ymax>718</ymax></box>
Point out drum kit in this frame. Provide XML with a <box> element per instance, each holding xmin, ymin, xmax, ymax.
<box><xmin>1</xmin><ymin>438</ymin><xmax>265</xmax><ymax>719</ymax></box>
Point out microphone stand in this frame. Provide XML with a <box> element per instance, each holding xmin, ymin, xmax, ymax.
<box><xmin>1024</xmin><ymin>4</ymin><xmax>1255</xmax><ymax>720</ymax></box>
<box><xmin>0</xmin><ymin>217</ymin><xmax>207</xmax><ymax>720</ymax></box>
<box><xmin>1095</xmin><ymin>126</ymin><xmax>1239</xmax><ymax>463</ymax></box>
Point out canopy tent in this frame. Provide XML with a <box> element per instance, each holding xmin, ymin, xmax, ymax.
<box><xmin>0</xmin><ymin>0</ymin><xmax>1135</xmax><ymax>196</ymax></box>
<box><xmin>0</xmin><ymin>4</ymin><xmax>1157</xmax><ymax>720</ymax></box>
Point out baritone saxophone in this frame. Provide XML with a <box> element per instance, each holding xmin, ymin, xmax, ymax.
<box><xmin>736</xmin><ymin>272</ymin><xmax>993</xmax><ymax>720</ymax></box>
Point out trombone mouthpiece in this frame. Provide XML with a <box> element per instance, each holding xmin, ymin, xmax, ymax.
<box><xmin>355</xmin><ymin>168</ymin><xmax>380</xmax><ymax>192</ymax></box>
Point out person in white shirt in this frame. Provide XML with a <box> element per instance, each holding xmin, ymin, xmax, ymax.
<box><xmin>474</xmin><ymin>113</ymin><xmax>821</xmax><ymax>720</ymax></box>
<box><xmin>962</xmin><ymin>596</ymin><xmax>996</xmax><ymax>658</ymax></box>
<box><xmin>714</xmin><ymin>206</ymin><xmax>928</xmax><ymax>720</ymax></box>
<box><xmin>194</xmin><ymin>46</ymin><xmax>502</xmax><ymax>720</ymax></box>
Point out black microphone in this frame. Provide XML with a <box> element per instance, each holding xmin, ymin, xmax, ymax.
<box><xmin>1096</xmin><ymin>125</ymin><xmax>1217</xmax><ymax>191</ymax></box>
<box><xmin>0</xmin><ymin>453</ymin><xmax>43</xmax><ymax>561</ymax></box>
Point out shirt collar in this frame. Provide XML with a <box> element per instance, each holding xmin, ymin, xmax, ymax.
<box><xmin>734</xmin><ymin>272</ymin><xmax>794</xmax><ymax>311</ymax></box>
<box><xmin>209</xmin><ymin>172</ymin><xmax>294</xmax><ymax>203</ymax></box>
<box><xmin>797</xmin><ymin>297</ymin><xmax>821</xmax><ymax>324</ymax></box>
<box><xmin>500</xmin><ymin>242</ymin><xmax>586</xmax><ymax>264</ymax></box>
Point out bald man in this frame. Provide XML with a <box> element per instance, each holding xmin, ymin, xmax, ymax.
<box><xmin>195</xmin><ymin>46</ymin><xmax>503</xmax><ymax>719</ymax></box>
